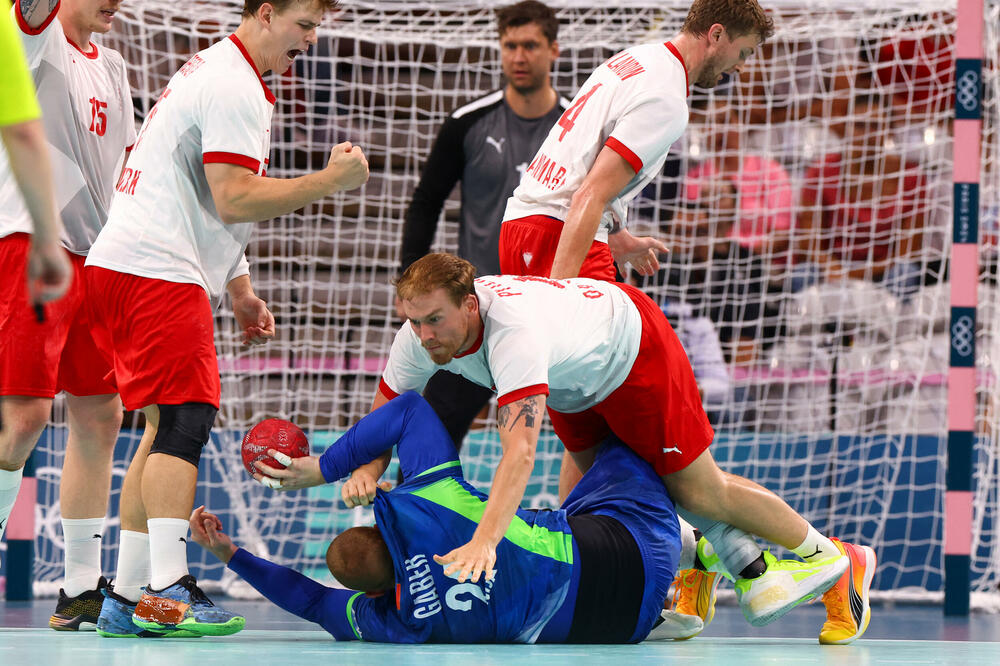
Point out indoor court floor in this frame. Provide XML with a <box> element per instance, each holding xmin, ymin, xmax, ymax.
<box><xmin>2</xmin><ymin>599</ymin><xmax>999</xmax><ymax>665</ymax></box>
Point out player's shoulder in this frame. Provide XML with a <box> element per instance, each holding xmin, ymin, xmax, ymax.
<box><xmin>179</xmin><ymin>39</ymin><xmax>271</xmax><ymax>103</ymax></box>
<box><xmin>449</xmin><ymin>89</ymin><xmax>505</xmax><ymax>122</ymax></box>
<box><xmin>96</xmin><ymin>42</ymin><xmax>129</xmax><ymax>74</ymax></box>
<box><xmin>615</xmin><ymin>42</ymin><xmax>686</xmax><ymax>82</ymax></box>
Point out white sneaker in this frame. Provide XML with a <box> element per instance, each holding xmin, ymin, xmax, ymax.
<box><xmin>644</xmin><ymin>609</ymin><xmax>705</xmax><ymax>641</ymax></box>
<box><xmin>734</xmin><ymin>551</ymin><xmax>848</xmax><ymax>627</ymax></box>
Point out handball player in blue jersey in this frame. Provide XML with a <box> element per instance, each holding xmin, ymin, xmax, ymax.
<box><xmin>192</xmin><ymin>391</ymin><xmax>681</xmax><ymax>643</ymax></box>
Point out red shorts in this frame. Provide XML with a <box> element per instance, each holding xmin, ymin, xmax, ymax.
<box><xmin>546</xmin><ymin>283</ymin><xmax>714</xmax><ymax>476</ymax></box>
<box><xmin>0</xmin><ymin>233</ymin><xmax>115</xmax><ymax>398</ymax></box>
<box><xmin>85</xmin><ymin>266</ymin><xmax>220</xmax><ymax>411</ymax></box>
<box><xmin>498</xmin><ymin>215</ymin><xmax>616</xmax><ymax>281</ymax></box>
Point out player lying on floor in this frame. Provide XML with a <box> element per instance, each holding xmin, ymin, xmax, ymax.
<box><xmin>193</xmin><ymin>391</ymin><xmax>696</xmax><ymax>643</ymax></box>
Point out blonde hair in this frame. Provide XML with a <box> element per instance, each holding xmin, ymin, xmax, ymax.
<box><xmin>394</xmin><ymin>253</ymin><xmax>477</xmax><ymax>307</ymax></box>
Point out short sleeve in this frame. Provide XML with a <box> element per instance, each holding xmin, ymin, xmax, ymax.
<box><xmin>606</xmin><ymin>87</ymin><xmax>688</xmax><ymax>174</ymax></box>
<box><xmin>11</xmin><ymin>2</ymin><xmax>61</xmax><ymax>67</ymax></box>
<box><xmin>483</xmin><ymin>314</ymin><xmax>550</xmax><ymax>407</ymax></box>
<box><xmin>120</xmin><ymin>65</ymin><xmax>137</xmax><ymax>149</ymax></box>
<box><xmin>200</xmin><ymin>77</ymin><xmax>270</xmax><ymax>175</ymax></box>
<box><xmin>381</xmin><ymin>324</ymin><xmax>435</xmax><ymax>397</ymax></box>
<box><xmin>225</xmin><ymin>253</ymin><xmax>250</xmax><ymax>286</ymax></box>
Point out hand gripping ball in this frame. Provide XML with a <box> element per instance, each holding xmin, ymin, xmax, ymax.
<box><xmin>241</xmin><ymin>418</ymin><xmax>309</xmax><ymax>477</ymax></box>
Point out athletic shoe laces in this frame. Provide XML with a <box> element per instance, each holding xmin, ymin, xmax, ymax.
<box><xmin>178</xmin><ymin>575</ymin><xmax>214</xmax><ymax>606</ymax></box>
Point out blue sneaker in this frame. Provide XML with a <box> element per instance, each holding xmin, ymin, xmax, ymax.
<box><xmin>132</xmin><ymin>575</ymin><xmax>245</xmax><ymax>637</ymax></box>
<box><xmin>97</xmin><ymin>582</ymin><xmax>200</xmax><ymax>638</ymax></box>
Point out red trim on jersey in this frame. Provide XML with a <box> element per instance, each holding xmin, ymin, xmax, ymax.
<box><xmin>203</xmin><ymin>151</ymin><xmax>262</xmax><ymax>172</ymax></box>
<box><xmin>453</xmin><ymin>322</ymin><xmax>484</xmax><ymax>358</ymax></box>
<box><xmin>605</xmin><ymin>137</ymin><xmax>643</xmax><ymax>173</ymax></box>
<box><xmin>664</xmin><ymin>42</ymin><xmax>690</xmax><ymax>95</ymax></box>
<box><xmin>497</xmin><ymin>384</ymin><xmax>549</xmax><ymax>408</ymax></box>
<box><xmin>125</xmin><ymin>144</ymin><xmax>134</xmax><ymax>152</ymax></box>
<box><xmin>15</xmin><ymin>0</ymin><xmax>60</xmax><ymax>36</ymax></box>
<box><xmin>66</xmin><ymin>36</ymin><xmax>99</xmax><ymax>59</ymax></box>
<box><xmin>227</xmin><ymin>34</ymin><xmax>277</xmax><ymax>105</ymax></box>
<box><xmin>378</xmin><ymin>378</ymin><xmax>400</xmax><ymax>400</ymax></box>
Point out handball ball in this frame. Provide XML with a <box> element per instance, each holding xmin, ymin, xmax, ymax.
<box><xmin>241</xmin><ymin>419</ymin><xmax>309</xmax><ymax>477</ymax></box>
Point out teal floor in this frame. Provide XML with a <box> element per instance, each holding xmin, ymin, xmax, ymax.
<box><xmin>2</xmin><ymin>601</ymin><xmax>998</xmax><ymax>665</ymax></box>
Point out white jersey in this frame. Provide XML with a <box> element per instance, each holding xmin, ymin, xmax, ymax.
<box><xmin>381</xmin><ymin>275</ymin><xmax>642</xmax><ymax>413</ymax></box>
<box><xmin>86</xmin><ymin>35</ymin><xmax>274</xmax><ymax>305</ymax></box>
<box><xmin>0</xmin><ymin>7</ymin><xmax>135</xmax><ymax>254</ymax></box>
<box><xmin>502</xmin><ymin>42</ymin><xmax>689</xmax><ymax>242</ymax></box>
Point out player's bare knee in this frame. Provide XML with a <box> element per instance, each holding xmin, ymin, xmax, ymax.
<box><xmin>0</xmin><ymin>436</ymin><xmax>37</xmax><ymax>470</ymax></box>
<box><xmin>66</xmin><ymin>396</ymin><xmax>123</xmax><ymax>447</ymax></box>
<box><xmin>149</xmin><ymin>402</ymin><xmax>218</xmax><ymax>467</ymax></box>
<box><xmin>0</xmin><ymin>401</ymin><xmax>50</xmax><ymax>466</ymax></box>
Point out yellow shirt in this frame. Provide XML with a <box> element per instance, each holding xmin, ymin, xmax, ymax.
<box><xmin>0</xmin><ymin>9</ymin><xmax>41</xmax><ymax>127</ymax></box>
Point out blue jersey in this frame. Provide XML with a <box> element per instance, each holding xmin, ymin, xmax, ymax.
<box><xmin>228</xmin><ymin>391</ymin><xmax>679</xmax><ymax>643</ymax></box>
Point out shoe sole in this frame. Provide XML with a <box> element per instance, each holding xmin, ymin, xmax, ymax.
<box><xmin>746</xmin><ymin>556</ymin><xmax>849</xmax><ymax>627</ymax></box>
<box><xmin>673</xmin><ymin>574</ymin><xmax>722</xmax><ymax>641</ymax></box>
<box><xmin>133</xmin><ymin>615</ymin><xmax>246</xmax><ymax>637</ymax></box>
<box><xmin>97</xmin><ymin>628</ymin><xmax>203</xmax><ymax>638</ymax></box>
<box><xmin>820</xmin><ymin>546</ymin><xmax>876</xmax><ymax>645</ymax></box>
<box><xmin>49</xmin><ymin>616</ymin><xmax>98</xmax><ymax>631</ymax></box>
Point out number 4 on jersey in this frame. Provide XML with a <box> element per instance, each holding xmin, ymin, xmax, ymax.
<box><xmin>557</xmin><ymin>83</ymin><xmax>601</xmax><ymax>142</ymax></box>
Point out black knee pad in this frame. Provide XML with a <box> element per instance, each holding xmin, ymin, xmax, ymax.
<box><xmin>150</xmin><ymin>403</ymin><xmax>218</xmax><ymax>467</ymax></box>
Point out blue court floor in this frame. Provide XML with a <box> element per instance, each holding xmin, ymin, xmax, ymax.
<box><xmin>2</xmin><ymin>600</ymin><xmax>999</xmax><ymax>665</ymax></box>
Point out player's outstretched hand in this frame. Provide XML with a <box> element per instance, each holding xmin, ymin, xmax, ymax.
<box><xmin>233</xmin><ymin>293</ymin><xmax>275</xmax><ymax>346</ymax></box>
<box><xmin>608</xmin><ymin>228</ymin><xmax>669</xmax><ymax>276</ymax></box>
<box><xmin>27</xmin><ymin>236</ymin><xmax>71</xmax><ymax>305</ymax></box>
<box><xmin>189</xmin><ymin>505</ymin><xmax>237</xmax><ymax>563</ymax></box>
<box><xmin>327</xmin><ymin>141</ymin><xmax>369</xmax><ymax>193</ymax></box>
<box><xmin>252</xmin><ymin>451</ymin><xmax>325</xmax><ymax>491</ymax></box>
<box><xmin>342</xmin><ymin>466</ymin><xmax>381</xmax><ymax>508</ymax></box>
<box><xmin>433</xmin><ymin>535</ymin><xmax>497</xmax><ymax>584</ymax></box>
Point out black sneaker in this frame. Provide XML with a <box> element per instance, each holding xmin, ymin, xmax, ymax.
<box><xmin>49</xmin><ymin>576</ymin><xmax>108</xmax><ymax>631</ymax></box>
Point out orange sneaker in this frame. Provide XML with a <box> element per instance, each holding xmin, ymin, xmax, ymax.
<box><xmin>819</xmin><ymin>538</ymin><xmax>876</xmax><ymax>645</ymax></box>
<box><xmin>666</xmin><ymin>568</ymin><xmax>721</xmax><ymax>640</ymax></box>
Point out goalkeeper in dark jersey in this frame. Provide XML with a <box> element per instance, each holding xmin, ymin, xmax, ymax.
<box><xmin>191</xmin><ymin>391</ymin><xmax>681</xmax><ymax>643</ymax></box>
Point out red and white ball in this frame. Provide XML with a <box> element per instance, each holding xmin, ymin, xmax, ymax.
<box><xmin>241</xmin><ymin>418</ymin><xmax>310</xmax><ymax>477</ymax></box>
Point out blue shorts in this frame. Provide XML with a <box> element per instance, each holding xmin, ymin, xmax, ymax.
<box><xmin>561</xmin><ymin>437</ymin><xmax>680</xmax><ymax>642</ymax></box>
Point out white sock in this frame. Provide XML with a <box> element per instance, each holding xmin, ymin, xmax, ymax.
<box><xmin>114</xmin><ymin>530</ymin><xmax>151</xmax><ymax>602</ymax></box>
<box><xmin>677</xmin><ymin>516</ymin><xmax>697</xmax><ymax>570</ymax></box>
<box><xmin>61</xmin><ymin>517</ymin><xmax>105</xmax><ymax>597</ymax></box>
<box><xmin>0</xmin><ymin>468</ymin><xmax>24</xmax><ymax>541</ymax></box>
<box><xmin>792</xmin><ymin>524</ymin><xmax>839</xmax><ymax>561</ymax></box>
<box><xmin>147</xmin><ymin>518</ymin><xmax>190</xmax><ymax>591</ymax></box>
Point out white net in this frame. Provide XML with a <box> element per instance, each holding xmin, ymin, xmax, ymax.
<box><xmin>18</xmin><ymin>0</ymin><xmax>1000</xmax><ymax>608</ymax></box>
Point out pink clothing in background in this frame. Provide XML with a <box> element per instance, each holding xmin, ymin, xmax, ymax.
<box><xmin>685</xmin><ymin>156</ymin><xmax>793</xmax><ymax>251</ymax></box>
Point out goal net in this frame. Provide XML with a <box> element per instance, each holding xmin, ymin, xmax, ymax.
<box><xmin>16</xmin><ymin>0</ymin><xmax>1000</xmax><ymax>608</ymax></box>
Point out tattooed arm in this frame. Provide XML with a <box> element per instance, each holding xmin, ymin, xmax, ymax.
<box><xmin>16</xmin><ymin>0</ymin><xmax>61</xmax><ymax>31</ymax></box>
<box><xmin>432</xmin><ymin>393</ymin><xmax>545</xmax><ymax>584</ymax></box>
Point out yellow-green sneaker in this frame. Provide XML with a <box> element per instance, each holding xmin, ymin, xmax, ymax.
<box><xmin>734</xmin><ymin>550</ymin><xmax>848</xmax><ymax>627</ymax></box>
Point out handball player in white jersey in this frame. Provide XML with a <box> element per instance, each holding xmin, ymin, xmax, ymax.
<box><xmin>84</xmin><ymin>0</ymin><xmax>368</xmax><ymax>638</ymax></box>
<box><xmin>317</xmin><ymin>253</ymin><xmax>876</xmax><ymax>645</ymax></box>
<box><xmin>494</xmin><ymin>0</ymin><xmax>876</xmax><ymax>645</ymax></box>
<box><xmin>500</xmin><ymin>0</ymin><xmax>762</xmax><ymax>281</ymax></box>
<box><xmin>0</xmin><ymin>0</ymin><xmax>136</xmax><ymax>631</ymax></box>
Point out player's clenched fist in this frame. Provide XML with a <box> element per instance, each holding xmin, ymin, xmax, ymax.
<box><xmin>342</xmin><ymin>466</ymin><xmax>379</xmax><ymax>508</ymax></box>
<box><xmin>327</xmin><ymin>141</ymin><xmax>369</xmax><ymax>192</ymax></box>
